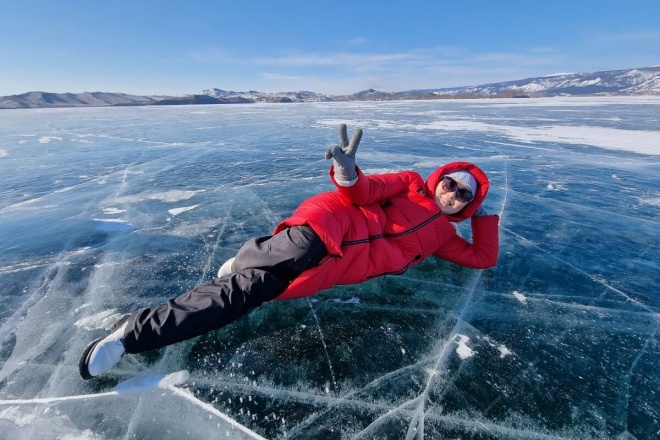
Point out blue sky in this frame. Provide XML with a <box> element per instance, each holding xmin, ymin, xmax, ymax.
<box><xmin>1</xmin><ymin>0</ymin><xmax>659</xmax><ymax>96</ymax></box>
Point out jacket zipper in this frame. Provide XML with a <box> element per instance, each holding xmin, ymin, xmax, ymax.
<box><xmin>340</xmin><ymin>211</ymin><xmax>444</xmax><ymax>247</ymax></box>
<box><xmin>367</xmin><ymin>254</ymin><xmax>421</xmax><ymax>279</ymax></box>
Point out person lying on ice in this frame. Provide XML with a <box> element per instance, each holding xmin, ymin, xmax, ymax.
<box><xmin>79</xmin><ymin>124</ymin><xmax>500</xmax><ymax>380</ymax></box>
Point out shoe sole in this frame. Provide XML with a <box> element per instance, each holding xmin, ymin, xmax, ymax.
<box><xmin>78</xmin><ymin>337</ymin><xmax>103</xmax><ymax>380</ymax></box>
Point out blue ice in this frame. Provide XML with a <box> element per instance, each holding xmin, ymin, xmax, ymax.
<box><xmin>1</xmin><ymin>97</ymin><xmax>659</xmax><ymax>439</ymax></box>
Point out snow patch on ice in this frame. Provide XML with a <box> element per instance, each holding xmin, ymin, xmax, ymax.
<box><xmin>513</xmin><ymin>291</ymin><xmax>527</xmax><ymax>303</ymax></box>
<box><xmin>546</xmin><ymin>183</ymin><xmax>568</xmax><ymax>191</ymax></box>
<box><xmin>547</xmin><ymin>182</ymin><xmax>568</xmax><ymax>191</ymax></box>
<box><xmin>415</xmin><ymin>120</ymin><xmax>660</xmax><ymax>156</ymax></box>
<box><xmin>74</xmin><ymin>303</ymin><xmax>92</xmax><ymax>313</ymax></box>
<box><xmin>455</xmin><ymin>334</ymin><xmax>475</xmax><ymax>359</ymax></box>
<box><xmin>93</xmin><ymin>218</ymin><xmax>129</xmax><ymax>223</ymax></box>
<box><xmin>93</xmin><ymin>218</ymin><xmax>135</xmax><ymax>231</ymax></box>
<box><xmin>168</xmin><ymin>205</ymin><xmax>200</xmax><ymax>216</ymax></box>
<box><xmin>482</xmin><ymin>336</ymin><xmax>514</xmax><ymax>358</ymax></box>
<box><xmin>74</xmin><ymin>309</ymin><xmax>123</xmax><ymax>331</ymax></box>
<box><xmin>0</xmin><ymin>149</ymin><xmax>9</xmax><ymax>158</ymax></box>
<box><xmin>638</xmin><ymin>197</ymin><xmax>660</xmax><ymax>207</ymax></box>
<box><xmin>114</xmin><ymin>371</ymin><xmax>189</xmax><ymax>393</ymax></box>
<box><xmin>38</xmin><ymin>136</ymin><xmax>63</xmax><ymax>144</ymax></box>
<box><xmin>361</xmin><ymin>167</ymin><xmax>399</xmax><ymax>175</ymax></box>
<box><xmin>332</xmin><ymin>297</ymin><xmax>360</xmax><ymax>304</ymax></box>
<box><xmin>113</xmin><ymin>189</ymin><xmax>205</xmax><ymax>203</ymax></box>
<box><xmin>9</xmin><ymin>198</ymin><xmax>39</xmax><ymax>208</ymax></box>
<box><xmin>58</xmin><ymin>431</ymin><xmax>100</xmax><ymax>440</ymax></box>
<box><xmin>102</xmin><ymin>207</ymin><xmax>127</xmax><ymax>215</ymax></box>
<box><xmin>498</xmin><ymin>345</ymin><xmax>513</xmax><ymax>358</ymax></box>
<box><xmin>0</xmin><ymin>262</ymin><xmax>51</xmax><ymax>275</ymax></box>
<box><xmin>158</xmin><ymin>370</ymin><xmax>190</xmax><ymax>387</ymax></box>
<box><xmin>0</xmin><ymin>406</ymin><xmax>36</xmax><ymax>427</ymax></box>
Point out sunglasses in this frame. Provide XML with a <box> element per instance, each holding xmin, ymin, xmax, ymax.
<box><xmin>441</xmin><ymin>176</ymin><xmax>475</xmax><ymax>203</ymax></box>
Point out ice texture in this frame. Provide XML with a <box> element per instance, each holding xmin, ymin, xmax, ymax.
<box><xmin>0</xmin><ymin>97</ymin><xmax>659</xmax><ymax>439</ymax></box>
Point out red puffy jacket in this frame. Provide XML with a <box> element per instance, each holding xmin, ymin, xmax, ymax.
<box><xmin>273</xmin><ymin>161</ymin><xmax>499</xmax><ymax>299</ymax></box>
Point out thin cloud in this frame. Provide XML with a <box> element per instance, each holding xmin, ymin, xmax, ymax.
<box><xmin>471</xmin><ymin>52</ymin><xmax>529</xmax><ymax>63</ymax></box>
<box><xmin>468</xmin><ymin>51</ymin><xmax>566</xmax><ymax>67</ymax></box>
<box><xmin>260</xmin><ymin>72</ymin><xmax>304</xmax><ymax>81</ymax></box>
<box><xmin>188</xmin><ymin>45</ymin><xmax>589</xmax><ymax>94</ymax></box>
<box><xmin>243</xmin><ymin>46</ymin><xmax>581</xmax><ymax>94</ymax></box>
<box><xmin>252</xmin><ymin>47</ymin><xmax>566</xmax><ymax>73</ymax></box>
<box><xmin>252</xmin><ymin>51</ymin><xmax>421</xmax><ymax>68</ymax></box>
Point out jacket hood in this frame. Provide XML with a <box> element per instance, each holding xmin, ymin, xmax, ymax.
<box><xmin>425</xmin><ymin>161</ymin><xmax>490</xmax><ymax>222</ymax></box>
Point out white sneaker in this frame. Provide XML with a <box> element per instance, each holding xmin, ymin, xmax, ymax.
<box><xmin>79</xmin><ymin>315</ymin><xmax>129</xmax><ymax>380</ymax></box>
<box><xmin>217</xmin><ymin>257</ymin><xmax>236</xmax><ymax>278</ymax></box>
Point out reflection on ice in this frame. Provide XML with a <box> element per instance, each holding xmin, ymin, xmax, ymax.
<box><xmin>0</xmin><ymin>98</ymin><xmax>659</xmax><ymax>439</ymax></box>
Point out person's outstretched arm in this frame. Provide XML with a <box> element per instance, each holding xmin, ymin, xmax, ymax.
<box><xmin>325</xmin><ymin>124</ymin><xmax>422</xmax><ymax>205</ymax></box>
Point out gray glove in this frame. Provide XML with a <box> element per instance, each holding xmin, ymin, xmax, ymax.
<box><xmin>325</xmin><ymin>124</ymin><xmax>363</xmax><ymax>186</ymax></box>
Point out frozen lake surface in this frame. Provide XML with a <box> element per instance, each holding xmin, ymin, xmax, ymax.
<box><xmin>1</xmin><ymin>97</ymin><xmax>659</xmax><ymax>439</ymax></box>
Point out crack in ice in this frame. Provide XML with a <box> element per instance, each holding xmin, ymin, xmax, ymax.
<box><xmin>306</xmin><ymin>298</ymin><xmax>338</xmax><ymax>391</ymax></box>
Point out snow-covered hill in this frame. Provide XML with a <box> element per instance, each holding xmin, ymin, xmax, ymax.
<box><xmin>203</xmin><ymin>67</ymin><xmax>660</xmax><ymax>100</ymax></box>
<box><xmin>201</xmin><ymin>88</ymin><xmax>334</xmax><ymax>103</ymax></box>
<box><xmin>1</xmin><ymin>66</ymin><xmax>658</xmax><ymax>109</ymax></box>
<box><xmin>411</xmin><ymin>66</ymin><xmax>660</xmax><ymax>97</ymax></box>
<box><xmin>0</xmin><ymin>91</ymin><xmax>157</xmax><ymax>109</ymax></box>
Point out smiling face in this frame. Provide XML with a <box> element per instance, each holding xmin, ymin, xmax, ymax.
<box><xmin>435</xmin><ymin>177</ymin><xmax>472</xmax><ymax>214</ymax></box>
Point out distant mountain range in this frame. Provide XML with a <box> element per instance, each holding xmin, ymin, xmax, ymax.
<box><xmin>1</xmin><ymin>66</ymin><xmax>658</xmax><ymax>109</ymax></box>
<box><xmin>412</xmin><ymin>65</ymin><xmax>660</xmax><ymax>97</ymax></box>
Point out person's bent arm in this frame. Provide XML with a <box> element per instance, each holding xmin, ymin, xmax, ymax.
<box><xmin>331</xmin><ymin>166</ymin><xmax>421</xmax><ymax>206</ymax></box>
<box><xmin>433</xmin><ymin>215</ymin><xmax>499</xmax><ymax>269</ymax></box>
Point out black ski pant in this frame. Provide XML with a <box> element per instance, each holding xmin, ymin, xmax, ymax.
<box><xmin>122</xmin><ymin>225</ymin><xmax>327</xmax><ymax>354</ymax></box>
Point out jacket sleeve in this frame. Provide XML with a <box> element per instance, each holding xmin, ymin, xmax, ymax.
<box><xmin>433</xmin><ymin>215</ymin><xmax>500</xmax><ymax>269</ymax></box>
<box><xmin>330</xmin><ymin>166</ymin><xmax>420</xmax><ymax>206</ymax></box>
